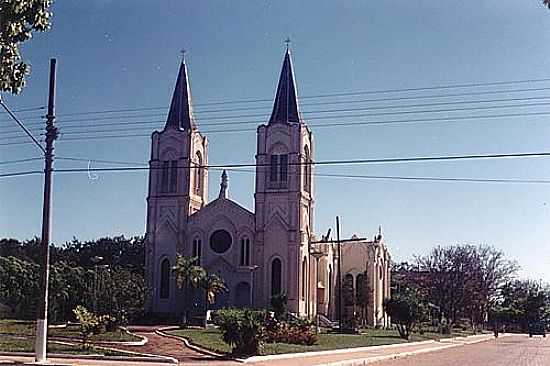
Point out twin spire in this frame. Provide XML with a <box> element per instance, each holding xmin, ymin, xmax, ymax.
<box><xmin>164</xmin><ymin>45</ymin><xmax>301</xmax><ymax>130</ymax></box>
<box><xmin>269</xmin><ymin>48</ymin><xmax>301</xmax><ymax>124</ymax></box>
<box><xmin>165</xmin><ymin>55</ymin><xmax>197</xmax><ymax>131</ymax></box>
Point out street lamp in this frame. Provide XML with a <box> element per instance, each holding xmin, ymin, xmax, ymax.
<box><xmin>90</xmin><ymin>256</ymin><xmax>104</xmax><ymax>313</ymax></box>
<box><xmin>247</xmin><ymin>265</ymin><xmax>259</xmax><ymax>308</ymax></box>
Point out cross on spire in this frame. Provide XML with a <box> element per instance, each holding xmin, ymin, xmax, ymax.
<box><xmin>180</xmin><ymin>49</ymin><xmax>187</xmax><ymax>63</ymax></box>
<box><xmin>285</xmin><ymin>37</ymin><xmax>291</xmax><ymax>51</ymax></box>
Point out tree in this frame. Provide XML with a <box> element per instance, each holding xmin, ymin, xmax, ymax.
<box><xmin>415</xmin><ymin>244</ymin><xmax>518</xmax><ymax>328</ymax></box>
<box><xmin>217</xmin><ymin>308</ymin><xmax>265</xmax><ymax>356</ymax></box>
<box><xmin>172</xmin><ymin>255</ymin><xmax>205</xmax><ymax>325</ymax></box>
<box><xmin>499</xmin><ymin>280</ymin><xmax>550</xmax><ymax>331</ymax></box>
<box><xmin>0</xmin><ymin>256</ymin><xmax>39</xmax><ymax>318</ymax></box>
<box><xmin>0</xmin><ymin>0</ymin><xmax>53</xmax><ymax>93</ymax></box>
<box><xmin>200</xmin><ymin>272</ymin><xmax>227</xmax><ymax>327</ymax></box>
<box><xmin>383</xmin><ymin>291</ymin><xmax>423</xmax><ymax>339</ymax></box>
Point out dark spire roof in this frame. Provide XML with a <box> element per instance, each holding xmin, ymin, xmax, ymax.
<box><xmin>269</xmin><ymin>49</ymin><xmax>301</xmax><ymax>124</ymax></box>
<box><xmin>165</xmin><ymin>57</ymin><xmax>197</xmax><ymax>131</ymax></box>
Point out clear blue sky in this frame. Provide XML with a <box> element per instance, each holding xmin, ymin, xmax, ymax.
<box><xmin>1</xmin><ymin>0</ymin><xmax>550</xmax><ymax>281</ymax></box>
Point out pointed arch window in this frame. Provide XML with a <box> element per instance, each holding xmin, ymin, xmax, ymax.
<box><xmin>271</xmin><ymin>258</ymin><xmax>282</xmax><ymax>296</ymax></box>
<box><xmin>192</xmin><ymin>238</ymin><xmax>202</xmax><ymax>264</ymax></box>
<box><xmin>301</xmin><ymin>258</ymin><xmax>307</xmax><ymax>300</ymax></box>
<box><xmin>160</xmin><ymin>160</ymin><xmax>178</xmax><ymax>193</ymax></box>
<box><xmin>303</xmin><ymin>146</ymin><xmax>311</xmax><ymax>193</ymax></box>
<box><xmin>194</xmin><ymin>151</ymin><xmax>203</xmax><ymax>196</ymax></box>
<box><xmin>160</xmin><ymin>258</ymin><xmax>170</xmax><ymax>299</ymax></box>
<box><xmin>269</xmin><ymin>154</ymin><xmax>288</xmax><ymax>188</ymax></box>
<box><xmin>240</xmin><ymin>237</ymin><xmax>250</xmax><ymax>266</ymax></box>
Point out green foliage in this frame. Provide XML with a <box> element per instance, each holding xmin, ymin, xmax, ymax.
<box><xmin>0</xmin><ymin>0</ymin><xmax>53</xmax><ymax>93</ymax></box>
<box><xmin>384</xmin><ymin>292</ymin><xmax>423</xmax><ymax>339</ymax></box>
<box><xmin>264</xmin><ymin>316</ymin><xmax>318</xmax><ymax>345</ymax></box>
<box><xmin>216</xmin><ymin>308</ymin><xmax>265</xmax><ymax>356</ymax></box>
<box><xmin>201</xmin><ymin>273</ymin><xmax>227</xmax><ymax>305</ymax></box>
<box><xmin>0</xmin><ymin>237</ymin><xmax>146</xmax><ymax>323</ymax></box>
<box><xmin>412</xmin><ymin>244</ymin><xmax>518</xmax><ymax>328</ymax></box>
<box><xmin>270</xmin><ymin>293</ymin><xmax>288</xmax><ymax>320</ymax></box>
<box><xmin>496</xmin><ymin>280</ymin><xmax>550</xmax><ymax>331</ymax></box>
<box><xmin>72</xmin><ymin>305</ymin><xmax>114</xmax><ymax>346</ymax></box>
<box><xmin>172</xmin><ymin>255</ymin><xmax>206</xmax><ymax>325</ymax></box>
<box><xmin>0</xmin><ymin>256</ymin><xmax>39</xmax><ymax>318</ymax></box>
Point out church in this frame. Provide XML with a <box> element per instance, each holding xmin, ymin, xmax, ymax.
<box><xmin>144</xmin><ymin>47</ymin><xmax>391</xmax><ymax>327</ymax></box>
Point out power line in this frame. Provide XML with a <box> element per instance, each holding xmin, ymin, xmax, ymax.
<box><xmin>49</xmin><ymin>78</ymin><xmax>550</xmax><ymax>118</ymax></box>
<box><xmin>0</xmin><ymin>99</ymin><xmax>45</xmax><ymax>154</ymax></box>
<box><xmin>45</xmin><ymin>110</ymin><xmax>550</xmax><ymax>140</ymax></box>
<box><xmin>0</xmin><ymin>157</ymin><xmax>43</xmax><ymax>165</ymax></box>
<box><xmin>5</xmin><ymin>165</ymin><xmax>550</xmax><ymax>185</ymax></box>
<box><xmin>43</xmin><ymin>151</ymin><xmax>550</xmax><ymax>172</ymax></box>
<box><xmin>4</xmin><ymin>109</ymin><xmax>550</xmax><ymax>145</ymax></box>
<box><xmin>0</xmin><ymin>170</ymin><xmax>43</xmax><ymax>178</ymax></box>
<box><xmin>25</xmin><ymin>94</ymin><xmax>550</xmax><ymax>127</ymax></box>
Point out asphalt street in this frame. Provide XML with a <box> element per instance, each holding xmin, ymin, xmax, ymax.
<box><xmin>374</xmin><ymin>334</ymin><xmax>549</xmax><ymax>366</ymax></box>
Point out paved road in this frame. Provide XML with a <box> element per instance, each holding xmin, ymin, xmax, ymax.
<box><xmin>374</xmin><ymin>334</ymin><xmax>549</xmax><ymax>366</ymax></box>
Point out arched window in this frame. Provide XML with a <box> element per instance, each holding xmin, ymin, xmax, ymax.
<box><xmin>194</xmin><ymin>151</ymin><xmax>202</xmax><ymax>195</ymax></box>
<box><xmin>269</xmin><ymin>153</ymin><xmax>288</xmax><ymax>188</ymax></box>
<box><xmin>301</xmin><ymin>258</ymin><xmax>307</xmax><ymax>300</ymax></box>
<box><xmin>328</xmin><ymin>265</ymin><xmax>333</xmax><ymax>313</ymax></box>
<box><xmin>160</xmin><ymin>258</ymin><xmax>170</xmax><ymax>299</ymax></box>
<box><xmin>160</xmin><ymin>158</ymin><xmax>178</xmax><ymax>194</ymax></box>
<box><xmin>192</xmin><ymin>238</ymin><xmax>202</xmax><ymax>264</ymax></box>
<box><xmin>271</xmin><ymin>258</ymin><xmax>282</xmax><ymax>296</ymax></box>
<box><xmin>240</xmin><ymin>237</ymin><xmax>250</xmax><ymax>266</ymax></box>
<box><xmin>356</xmin><ymin>273</ymin><xmax>365</xmax><ymax>304</ymax></box>
<box><xmin>344</xmin><ymin>273</ymin><xmax>355</xmax><ymax>306</ymax></box>
<box><xmin>303</xmin><ymin>145</ymin><xmax>311</xmax><ymax>193</ymax></box>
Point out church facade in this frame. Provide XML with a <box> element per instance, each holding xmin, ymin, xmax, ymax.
<box><xmin>144</xmin><ymin>49</ymin><xmax>391</xmax><ymax>326</ymax></box>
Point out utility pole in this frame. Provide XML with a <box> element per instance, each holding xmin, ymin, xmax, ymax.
<box><xmin>336</xmin><ymin>216</ymin><xmax>342</xmax><ymax>333</ymax></box>
<box><xmin>35</xmin><ymin>58</ymin><xmax>58</xmax><ymax>364</ymax></box>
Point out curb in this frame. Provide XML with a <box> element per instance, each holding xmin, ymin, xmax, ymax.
<box><xmin>314</xmin><ymin>343</ymin><xmax>462</xmax><ymax>366</ymax></box>
<box><xmin>310</xmin><ymin>333</ymin><xmax>511</xmax><ymax>366</ymax></box>
<box><xmin>243</xmin><ymin>340</ymin><xmax>437</xmax><ymax>363</ymax></box>
<box><xmin>0</xmin><ymin>351</ymin><xmax>176</xmax><ymax>364</ymax></box>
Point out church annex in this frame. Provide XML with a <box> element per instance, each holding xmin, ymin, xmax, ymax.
<box><xmin>144</xmin><ymin>48</ymin><xmax>391</xmax><ymax>326</ymax></box>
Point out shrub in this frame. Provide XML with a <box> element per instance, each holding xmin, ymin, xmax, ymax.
<box><xmin>72</xmin><ymin>306</ymin><xmax>114</xmax><ymax>345</ymax></box>
<box><xmin>383</xmin><ymin>293</ymin><xmax>423</xmax><ymax>340</ymax></box>
<box><xmin>270</xmin><ymin>293</ymin><xmax>288</xmax><ymax>321</ymax></box>
<box><xmin>217</xmin><ymin>308</ymin><xmax>265</xmax><ymax>356</ymax></box>
<box><xmin>264</xmin><ymin>316</ymin><xmax>318</xmax><ymax>345</ymax></box>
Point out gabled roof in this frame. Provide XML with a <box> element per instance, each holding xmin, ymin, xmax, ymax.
<box><xmin>269</xmin><ymin>49</ymin><xmax>301</xmax><ymax>124</ymax></box>
<box><xmin>164</xmin><ymin>59</ymin><xmax>197</xmax><ymax>131</ymax></box>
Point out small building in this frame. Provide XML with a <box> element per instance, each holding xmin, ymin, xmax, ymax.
<box><xmin>144</xmin><ymin>47</ymin><xmax>391</xmax><ymax>326</ymax></box>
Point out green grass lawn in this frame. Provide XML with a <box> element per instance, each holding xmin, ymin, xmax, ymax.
<box><xmin>0</xmin><ymin>319</ymin><xmax>139</xmax><ymax>343</ymax></box>
<box><xmin>168</xmin><ymin>327</ymin><xmax>451</xmax><ymax>356</ymax></box>
<box><xmin>0</xmin><ymin>335</ymin><xmax>126</xmax><ymax>356</ymax></box>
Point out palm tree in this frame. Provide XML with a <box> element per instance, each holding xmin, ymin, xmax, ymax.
<box><xmin>172</xmin><ymin>255</ymin><xmax>205</xmax><ymax>326</ymax></box>
<box><xmin>200</xmin><ymin>273</ymin><xmax>228</xmax><ymax>327</ymax></box>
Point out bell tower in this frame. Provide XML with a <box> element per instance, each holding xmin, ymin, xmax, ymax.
<box><xmin>145</xmin><ymin>55</ymin><xmax>208</xmax><ymax>314</ymax></box>
<box><xmin>254</xmin><ymin>47</ymin><xmax>314</xmax><ymax>315</ymax></box>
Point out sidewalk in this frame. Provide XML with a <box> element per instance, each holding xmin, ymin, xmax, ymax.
<box><xmin>249</xmin><ymin>333</ymin><xmax>505</xmax><ymax>366</ymax></box>
<box><xmin>0</xmin><ymin>332</ymin><xmax>504</xmax><ymax>366</ymax></box>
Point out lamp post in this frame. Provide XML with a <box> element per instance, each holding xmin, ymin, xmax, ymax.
<box><xmin>91</xmin><ymin>256</ymin><xmax>104</xmax><ymax>313</ymax></box>
<box><xmin>247</xmin><ymin>265</ymin><xmax>259</xmax><ymax>308</ymax></box>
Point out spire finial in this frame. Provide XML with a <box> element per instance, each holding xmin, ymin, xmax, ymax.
<box><xmin>376</xmin><ymin>225</ymin><xmax>383</xmax><ymax>242</ymax></box>
<box><xmin>285</xmin><ymin>37</ymin><xmax>291</xmax><ymax>51</ymax></box>
<box><xmin>180</xmin><ymin>49</ymin><xmax>187</xmax><ymax>63</ymax></box>
<box><xmin>219</xmin><ymin>170</ymin><xmax>228</xmax><ymax>199</ymax></box>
